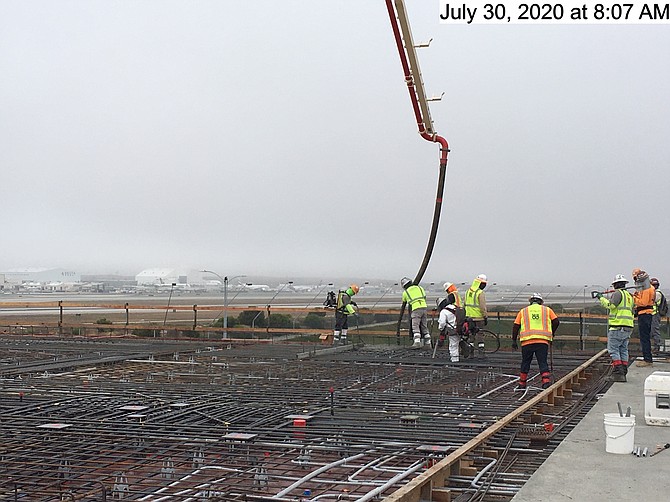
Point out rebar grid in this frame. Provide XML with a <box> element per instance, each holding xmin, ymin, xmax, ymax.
<box><xmin>0</xmin><ymin>337</ymin><xmax>609</xmax><ymax>501</ymax></box>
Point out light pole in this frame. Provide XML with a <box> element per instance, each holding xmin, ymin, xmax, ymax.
<box><xmin>371</xmin><ymin>283</ymin><xmax>398</xmax><ymax>309</ymax></box>
<box><xmin>305</xmin><ymin>282</ymin><xmax>334</xmax><ymax>308</ymax></box>
<box><xmin>505</xmin><ymin>283</ymin><xmax>531</xmax><ymax>310</ymax></box>
<box><xmin>163</xmin><ymin>282</ymin><xmax>177</xmax><ymax>331</ymax></box>
<box><xmin>201</xmin><ymin>270</ymin><xmax>246</xmax><ymax>338</ymax></box>
<box><xmin>253</xmin><ymin>281</ymin><xmax>293</xmax><ymax>331</ymax></box>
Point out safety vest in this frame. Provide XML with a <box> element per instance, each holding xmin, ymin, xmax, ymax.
<box><xmin>465</xmin><ymin>288</ymin><xmax>484</xmax><ymax>318</ymax></box>
<box><xmin>337</xmin><ymin>291</ymin><xmax>355</xmax><ymax>315</ymax></box>
<box><xmin>452</xmin><ymin>292</ymin><xmax>463</xmax><ymax>308</ymax></box>
<box><xmin>609</xmin><ymin>289</ymin><xmax>634</xmax><ymax>328</ymax></box>
<box><xmin>518</xmin><ymin>304</ymin><xmax>554</xmax><ymax>346</ymax></box>
<box><xmin>403</xmin><ymin>285</ymin><xmax>427</xmax><ymax>309</ymax></box>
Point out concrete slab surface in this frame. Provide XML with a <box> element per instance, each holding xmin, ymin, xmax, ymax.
<box><xmin>512</xmin><ymin>357</ymin><xmax>670</xmax><ymax>502</ymax></box>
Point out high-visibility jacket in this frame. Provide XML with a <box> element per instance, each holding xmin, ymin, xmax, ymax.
<box><xmin>402</xmin><ymin>285</ymin><xmax>427</xmax><ymax>310</ymax></box>
<box><xmin>634</xmin><ymin>287</ymin><xmax>655</xmax><ymax>315</ymax></box>
<box><xmin>516</xmin><ymin>304</ymin><xmax>556</xmax><ymax>346</ymax></box>
<box><xmin>465</xmin><ymin>280</ymin><xmax>485</xmax><ymax>319</ymax></box>
<box><xmin>602</xmin><ymin>289</ymin><xmax>634</xmax><ymax>328</ymax></box>
<box><xmin>337</xmin><ymin>291</ymin><xmax>356</xmax><ymax>315</ymax></box>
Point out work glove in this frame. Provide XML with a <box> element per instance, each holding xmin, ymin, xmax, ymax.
<box><xmin>351</xmin><ymin>301</ymin><xmax>358</xmax><ymax>307</ymax></box>
<box><xmin>512</xmin><ymin>341</ymin><xmax>518</xmax><ymax>351</ymax></box>
<box><xmin>591</xmin><ymin>291</ymin><xmax>601</xmax><ymax>299</ymax></box>
<box><xmin>483</xmin><ymin>317</ymin><xmax>488</xmax><ymax>326</ymax></box>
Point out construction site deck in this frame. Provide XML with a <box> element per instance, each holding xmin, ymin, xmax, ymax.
<box><xmin>2</xmin><ymin>329</ymin><xmax>665</xmax><ymax>501</ymax></box>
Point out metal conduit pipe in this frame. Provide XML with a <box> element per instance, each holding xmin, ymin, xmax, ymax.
<box><xmin>355</xmin><ymin>459</ymin><xmax>425</xmax><ymax>502</ymax></box>
<box><xmin>271</xmin><ymin>452</ymin><xmax>366</xmax><ymax>498</ymax></box>
<box><xmin>136</xmin><ymin>465</ymin><xmax>242</xmax><ymax>502</ymax></box>
<box><xmin>470</xmin><ymin>456</ymin><xmax>498</xmax><ymax>488</ymax></box>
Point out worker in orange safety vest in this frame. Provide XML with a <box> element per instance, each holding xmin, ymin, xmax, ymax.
<box><xmin>512</xmin><ymin>293</ymin><xmax>559</xmax><ymax>390</ymax></box>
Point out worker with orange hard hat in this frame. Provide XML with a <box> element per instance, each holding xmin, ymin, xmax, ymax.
<box><xmin>632</xmin><ymin>269</ymin><xmax>655</xmax><ymax>367</ymax></box>
<box><xmin>333</xmin><ymin>284</ymin><xmax>359</xmax><ymax>345</ymax></box>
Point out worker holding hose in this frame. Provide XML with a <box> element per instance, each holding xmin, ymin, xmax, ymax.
<box><xmin>401</xmin><ymin>277</ymin><xmax>431</xmax><ymax>348</ymax></box>
<box><xmin>593</xmin><ymin>274</ymin><xmax>634</xmax><ymax>381</ymax></box>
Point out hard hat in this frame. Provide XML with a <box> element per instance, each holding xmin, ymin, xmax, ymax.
<box><xmin>477</xmin><ymin>274</ymin><xmax>487</xmax><ymax>283</ymax></box>
<box><xmin>651</xmin><ymin>277</ymin><xmax>660</xmax><ymax>287</ymax></box>
<box><xmin>436</xmin><ymin>297</ymin><xmax>449</xmax><ymax>310</ymax></box>
<box><xmin>349</xmin><ymin>284</ymin><xmax>360</xmax><ymax>294</ymax></box>
<box><xmin>401</xmin><ymin>277</ymin><xmax>412</xmax><ymax>289</ymax></box>
<box><xmin>529</xmin><ymin>292</ymin><xmax>543</xmax><ymax>304</ymax></box>
<box><xmin>443</xmin><ymin>282</ymin><xmax>457</xmax><ymax>293</ymax></box>
<box><xmin>612</xmin><ymin>274</ymin><xmax>629</xmax><ymax>286</ymax></box>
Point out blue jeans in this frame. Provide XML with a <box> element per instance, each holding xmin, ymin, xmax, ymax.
<box><xmin>637</xmin><ymin>313</ymin><xmax>653</xmax><ymax>362</ymax></box>
<box><xmin>607</xmin><ymin>327</ymin><xmax>632</xmax><ymax>364</ymax></box>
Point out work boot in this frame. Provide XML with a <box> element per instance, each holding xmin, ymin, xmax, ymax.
<box><xmin>423</xmin><ymin>336</ymin><xmax>431</xmax><ymax>348</ymax></box>
<box><xmin>341</xmin><ymin>329</ymin><xmax>348</xmax><ymax>345</ymax></box>
<box><xmin>333</xmin><ymin>331</ymin><xmax>341</xmax><ymax>346</ymax></box>
<box><xmin>611</xmin><ymin>365</ymin><xmax>626</xmax><ymax>382</ymax></box>
<box><xmin>541</xmin><ymin>381</ymin><xmax>551</xmax><ymax>389</ymax></box>
<box><xmin>411</xmin><ymin>338</ymin><xmax>422</xmax><ymax>349</ymax></box>
<box><xmin>515</xmin><ymin>382</ymin><xmax>527</xmax><ymax>391</ymax></box>
<box><xmin>636</xmin><ymin>360</ymin><xmax>653</xmax><ymax>368</ymax></box>
<box><xmin>622</xmin><ymin>364</ymin><xmax>628</xmax><ymax>375</ymax></box>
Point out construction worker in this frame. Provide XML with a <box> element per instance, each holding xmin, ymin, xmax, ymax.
<box><xmin>437</xmin><ymin>296</ymin><xmax>463</xmax><ymax>362</ymax></box>
<box><xmin>465</xmin><ymin>274</ymin><xmax>488</xmax><ymax>357</ymax></box>
<box><xmin>650</xmin><ymin>277</ymin><xmax>665</xmax><ymax>353</ymax></box>
<box><xmin>594</xmin><ymin>275</ymin><xmax>634</xmax><ymax>382</ymax></box>
<box><xmin>512</xmin><ymin>293</ymin><xmax>559</xmax><ymax>389</ymax></box>
<box><xmin>443</xmin><ymin>282</ymin><xmax>463</xmax><ymax>308</ymax></box>
<box><xmin>401</xmin><ymin>277</ymin><xmax>430</xmax><ymax>348</ymax></box>
<box><xmin>632</xmin><ymin>269</ymin><xmax>655</xmax><ymax>366</ymax></box>
<box><xmin>334</xmin><ymin>284</ymin><xmax>359</xmax><ymax>345</ymax></box>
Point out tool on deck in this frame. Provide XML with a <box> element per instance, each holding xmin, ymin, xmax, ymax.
<box><xmin>617</xmin><ymin>402</ymin><xmax>624</xmax><ymax>417</ymax></box>
<box><xmin>625</xmin><ymin>406</ymin><xmax>631</xmax><ymax>417</ymax></box>
<box><xmin>650</xmin><ymin>443</ymin><xmax>670</xmax><ymax>457</ymax></box>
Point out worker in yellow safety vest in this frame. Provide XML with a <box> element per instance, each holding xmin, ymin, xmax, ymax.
<box><xmin>334</xmin><ymin>284</ymin><xmax>359</xmax><ymax>345</ymax></box>
<box><xmin>401</xmin><ymin>277</ymin><xmax>431</xmax><ymax>349</ymax></box>
<box><xmin>593</xmin><ymin>274</ymin><xmax>634</xmax><ymax>381</ymax></box>
<box><xmin>465</xmin><ymin>274</ymin><xmax>489</xmax><ymax>357</ymax></box>
<box><xmin>512</xmin><ymin>293</ymin><xmax>559</xmax><ymax>390</ymax></box>
<box><xmin>465</xmin><ymin>274</ymin><xmax>488</xmax><ymax>325</ymax></box>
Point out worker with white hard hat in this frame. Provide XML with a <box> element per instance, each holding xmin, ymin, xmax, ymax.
<box><xmin>593</xmin><ymin>274</ymin><xmax>635</xmax><ymax>381</ymax></box>
<box><xmin>401</xmin><ymin>277</ymin><xmax>431</xmax><ymax>349</ymax></box>
<box><xmin>512</xmin><ymin>293</ymin><xmax>559</xmax><ymax>390</ymax></box>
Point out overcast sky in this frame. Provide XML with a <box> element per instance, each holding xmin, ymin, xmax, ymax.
<box><xmin>1</xmin><ymin>1</ymin><xmax>668</xmax><ymax>287</ymax></box>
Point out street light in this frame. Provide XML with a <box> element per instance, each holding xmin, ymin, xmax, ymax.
<box><xmin>371</xmin><ymin>283</ymin><xmax>398</xmax><ymax>309</ymax></box>
<box><xmin>252</xmin><ymin>281</ymin><xmax>293</xmax><ymax>330</ymax></box>
<box><xmin>201</xmin><ymin>270</ymin><xmax>246</xmax><ymax>338</ymax></box>
<box><xmin>505</xmin><ymin>283</ymin><xmax>531</xmax><ymax>310</ymax></box>
<box><xmin>305</xmin><ymin>282</ymin><xmax>334</xmax><ymax>308</ymax></box>
<box><xmin>163</xmin><ymin>283</ymin><xmax>177</xmax><ymax>330</ymax></box>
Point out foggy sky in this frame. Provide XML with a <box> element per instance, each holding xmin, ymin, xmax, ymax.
<box><xmin>1</xmin><ymin>1</ymin><xmax>669</xmax><ymax>288</ymax></box>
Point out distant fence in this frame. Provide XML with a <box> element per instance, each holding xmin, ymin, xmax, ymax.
<box><xmin>0</xmin><ymin>302</ymin><xmax>668</xmax><ymax>348</ymax></box>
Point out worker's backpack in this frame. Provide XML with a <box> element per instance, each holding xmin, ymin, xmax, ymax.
<box><xmin>323</xmin><ymin>291</ymin><xmax>337</xmax><ymax>309</ymax></box>
<box><xmin>441</xmin><ymin>305</ymin><xmax>470</xmax><ymax>336</ymax></box>
<box><xmin>658</xmin><ymin>292</ymin><xmax>668</xmax><ymax>317</ymax></box>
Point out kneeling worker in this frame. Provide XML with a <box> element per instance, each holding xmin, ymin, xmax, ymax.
<box><xmin>512</xmin><ymin>293</ymin><xmax>559</xmax><ymax>390</ymax></box>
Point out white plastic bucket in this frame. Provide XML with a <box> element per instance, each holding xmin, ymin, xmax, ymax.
<box><xmin>603</xmin><ymin>413</ymin><xmax>635</xmax><ymax>454</ymax></box>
